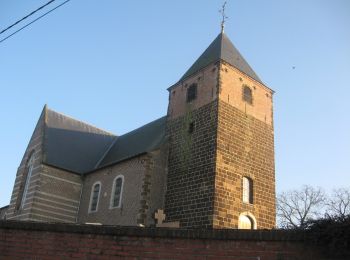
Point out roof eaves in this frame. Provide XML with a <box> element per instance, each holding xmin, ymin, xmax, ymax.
<box><xmin>42</xmin><ymin>162</ymin><xmax>83</xmax><ymax>176</ymax></box>
<box><xmin>167</xmin><ymin>59</ymin><xmax>221</xmax><ymax>91</ymax></box>
<box><xmin>86</xmin><ymin>134</ymin><xmax>167</xmax><ymax>175</ymax></box>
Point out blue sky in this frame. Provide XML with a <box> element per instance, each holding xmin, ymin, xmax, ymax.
<box><xmin>0</xmin><ymin>0</ymin><xmax>349</xmax><ymax>207</ymax></box>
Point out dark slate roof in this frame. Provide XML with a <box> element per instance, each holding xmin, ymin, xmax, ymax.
<box><xmin>178</xmin><ymin>32</ymin><xmax>262</xmax><ymax>84</ymax></box>
<box><xmin>43</xmin><ymin>107</ymin><xmax>116</xmax><ymax>174</ymax></box>
<box><xmin>41</xmin><ymin>106</ymin><xmax>167</xmax><ymax>174</ymax></box>
<box><xmin>97</xmin><ymin>116</ymin><xmax>167</xmax><ymax>168</ymax></box>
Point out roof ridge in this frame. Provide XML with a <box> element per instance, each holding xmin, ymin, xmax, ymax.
<box><xmin>95</xmin><ymin>116</ymin><xmax>166</xmax><ymax>170</ymax></box>
<box><xmin>94</xmin><ymin>136</ymin><xmax>119</xmax><ymax>170</ymax></box>
<box><xmin>96</xmin><ymin>116</ymin><xmax>167</xmax><ymax>170</ymax></box>
<box><xmin>46</xmin><ymin>107</ymin><xmax>116</xmax><ymax>136</ymax></box>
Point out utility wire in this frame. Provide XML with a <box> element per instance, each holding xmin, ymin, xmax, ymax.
<box><xmin>0</xmin><ymin>0</ymin><xmax>56</xmax><ymax>35</ymax></box>
<box><xmin>0</xmin><ymin>0</ymin><xmax>71</xmax><ymax>44</ymax></box>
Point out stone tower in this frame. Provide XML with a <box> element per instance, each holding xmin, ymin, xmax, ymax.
<box><xmin>164</xmin><ymin>32</ymin><xmax>275</xmax><ymax>229</ymax></box>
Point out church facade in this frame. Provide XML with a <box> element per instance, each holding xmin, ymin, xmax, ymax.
<box><xmin>6</xmin><ymin>32</ymin><xmax>276</xmax><ymax>229</ymax></box>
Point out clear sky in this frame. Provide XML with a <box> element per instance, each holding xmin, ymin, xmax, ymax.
<box><xmin>0</xmin><ymin>0</ymin><xmax>349</xmax><ymax>207</ymax></box>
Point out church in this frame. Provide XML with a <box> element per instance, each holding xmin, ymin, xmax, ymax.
<box><xmin>5</xmin><ymin>29</ymin><xmax>276</xmax><ymax>229</ymax></box>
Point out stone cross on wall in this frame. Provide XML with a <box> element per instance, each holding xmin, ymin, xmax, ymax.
<box><xmin>154</xmin><ymin>209</ymin><xmax>166</xmax><ymax>225</ymax></box>
<box><xmin>154</xmin><ymin>209</ymin><xmax>180</xmax><ymax>228</ymax></box>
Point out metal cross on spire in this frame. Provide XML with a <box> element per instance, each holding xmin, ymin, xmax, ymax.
<box><xmin>219</xmin><ymin>1</ymin><xmax>228</xmax><ymax>33</ymax></box>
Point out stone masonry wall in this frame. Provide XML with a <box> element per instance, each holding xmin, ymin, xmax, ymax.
<box><xmin>0</xmin><ymin>221</ymin><xmax>326</xmax><ymax>260</ymax></box>
<box><xmin>214</xmin><ymin>100</ymin><xmax>275</xmax><ymax>229</ymax></box>
<box><xmin>143</xmin><ymin>144</ymin><xmax>168</xmax><ymax>226</ymax></box>
<box><xmin>165</xmin><ymin>101</ymin><xmax>218</xmax><ymax>228</ymax></box>
<box><xmin>213</xmin><ymin>61</ymin><xmax>275</xmax><ymax>229</ymax></box>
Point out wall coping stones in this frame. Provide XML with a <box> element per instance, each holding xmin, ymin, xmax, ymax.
<box><xmin>0</xmin><ymin>220</ymin><xmax>306</xmax><ymax>241</ymax></box>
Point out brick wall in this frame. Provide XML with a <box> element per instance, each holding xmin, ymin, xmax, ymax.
<box><xmin>6</xmin><ymin>107</ymin><xmax>46</xmax><ymax>221</ymax></box>
<box><xmin>6</xmin><ymin>107</ymin><xmax>84</xmax><ymax>224</ymax></box>
<box><xmin>29</xmin><ymin>165</ymin><xmax>82</xmax><ymax>223</ymax></box>
<box><xmin>0</xmin><ymin>206</ymin><xmax>8</xmax><ymax>220</ymax></box>
<box><xmin>0</xmin><ymin>221</ymin><xmax>326</xmax><ymax>259</ymax></box>
<box><xmin>167</xmin><ymin>63</ymin><xmax>218</xmax><ymax>120</ymax></box>
<box><xmin>78</xmin><ymin>156</ymin><xmax>146</xmax><ymax>226</ymax></box>
<box><xmin>218</xmin><ymin>61</ymin><xmax>274</xmax><ymax>126</ymax></box>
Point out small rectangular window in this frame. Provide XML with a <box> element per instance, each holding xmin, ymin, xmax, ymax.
<box><xmin>188</xmin><ymin>122</ymin><xmax>194</xmax><ymax>134</ymax></box>
<box><xmin>243</xmin><ymin>177</ymin><xmax>253</xmax><ymax>204</ymax></box>
<box><xmin>187</xmin><ymin>84</ymin><xmax>197</xmax><ymax>103</ymax></box>
<box><xmin>243</xmin><ymin>85</ymin><xmax>253</xmax><ymax>104</ymax></box>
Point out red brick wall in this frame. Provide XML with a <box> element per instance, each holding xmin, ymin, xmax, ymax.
<box><xmin>0</xmin><ymin>221</ymin><xmax>325</xmax><ymax>260</ymax></box>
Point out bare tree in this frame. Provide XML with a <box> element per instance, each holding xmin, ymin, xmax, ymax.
<box><xmin>277</xmin><ymin>185</ymin><xmax>326</xmax><ymax>229</ymax></box>
<box><xmin>326</xmin><ymin>187</ymin><xmax>350</xmax><ymax>218</ymax></box>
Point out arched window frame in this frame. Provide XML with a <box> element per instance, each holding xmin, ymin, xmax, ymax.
<box><xmin>238</xmin><ymin>212</ymin><xmax>257</xmax><ymax>229</ymax></box>
<box><xmin>242</xmin><ymin>85</ymin><xmax>253</xmax><ymax>105</ymax></box>
<box><xmin>242</xmin><ymin>176</ymin><xmax>253</xmax><ymax>204</ymax></box>
<box><xmin>88</xmin><ymin>181</ymin><xmax>101</xmax><ymax>213</ymax></box>
<box><xmin>109</xmin><ymin>175</ymin><xmax>124</xmax><ymax>209</ymax></box>
<box><xmin>18</xmin><ymin>152</ymin><xmax>35</xmax><ymax>210</ymax></box>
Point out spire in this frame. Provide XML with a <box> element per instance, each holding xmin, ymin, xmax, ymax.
<box><xmin>178</xmin><ymin>33</ymin><xmax>262</xmax><ymax>84</ymax></box>
<box><xmin>219</xmin><ymin>1</ymin><xmax>228</xmax><ymax>33</ymax></box>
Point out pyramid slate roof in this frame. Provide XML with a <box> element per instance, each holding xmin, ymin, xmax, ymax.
<box><xmin>178</xmin><ymin>32</ymin><xmax>262</xmax><ymax>84</ymax></box>
<box><xmin>42</xmin><ymin>107</ymin><xmax>166</xmax><ymax>175</ymax></box>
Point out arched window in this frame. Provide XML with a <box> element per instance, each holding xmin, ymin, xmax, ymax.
<box><xmin>89</xmin><ymin>182</ymin><xmax>101</xmax><ymax>213</ymax></box>
<box><xmin>110</xmin><ymin>175</ymin><xmax>124</xmax><ymax>208</ymax></box>
<box><xmin>242</xmin><ymin>177</ymin><xmax>253</xmax><ymax>204</ymax></box>
<box><xmin>238</xmin><ymin>213</ymin><xmax>257</xmax><ymax>229</ymax></box>
<box><xmin>17</xmin><ymin>153</ymin><xmax>35</xmax><ymax>210</ymax></box>
<box><xmin>187</xmin><ymin>83</ymin><xmax>197</xmax><ymax>103</ymax></box>
<box><xmin>243</xmin><ymin>85</ymin><xmax>253</xmax><ymax>104</ymax></box>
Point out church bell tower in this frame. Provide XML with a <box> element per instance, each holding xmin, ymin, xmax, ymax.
<box><xmin>164</xmin><ymin>31</ymin><xmax>275</xmax><ymax>229</ymax></box>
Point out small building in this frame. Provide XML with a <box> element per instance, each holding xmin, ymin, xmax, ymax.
<box><xmin>6</xmin><ymin>31</ymin><xmax>276</xmax><ymax>229</ymax></box>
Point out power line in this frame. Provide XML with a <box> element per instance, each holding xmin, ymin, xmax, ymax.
<box><xmin>0</xmin><ymin>0</ymin><xmax>56</xmax><ymax>35</ymax></box>
<box><xmin>0</xmin><ymin>0</ymin><xmax>71</xmax><ymax>44</ymax></box>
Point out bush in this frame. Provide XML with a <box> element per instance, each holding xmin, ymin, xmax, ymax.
<box><xmin>307</xmin><ymin>215</ymin><xmax>350</xmax><ymax>258</ymax></box>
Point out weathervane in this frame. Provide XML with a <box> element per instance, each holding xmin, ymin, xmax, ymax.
<box><xmin>219</xmin><ymin>1</ymin><xmax>228</xmax><ymax>33</ymax></box>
